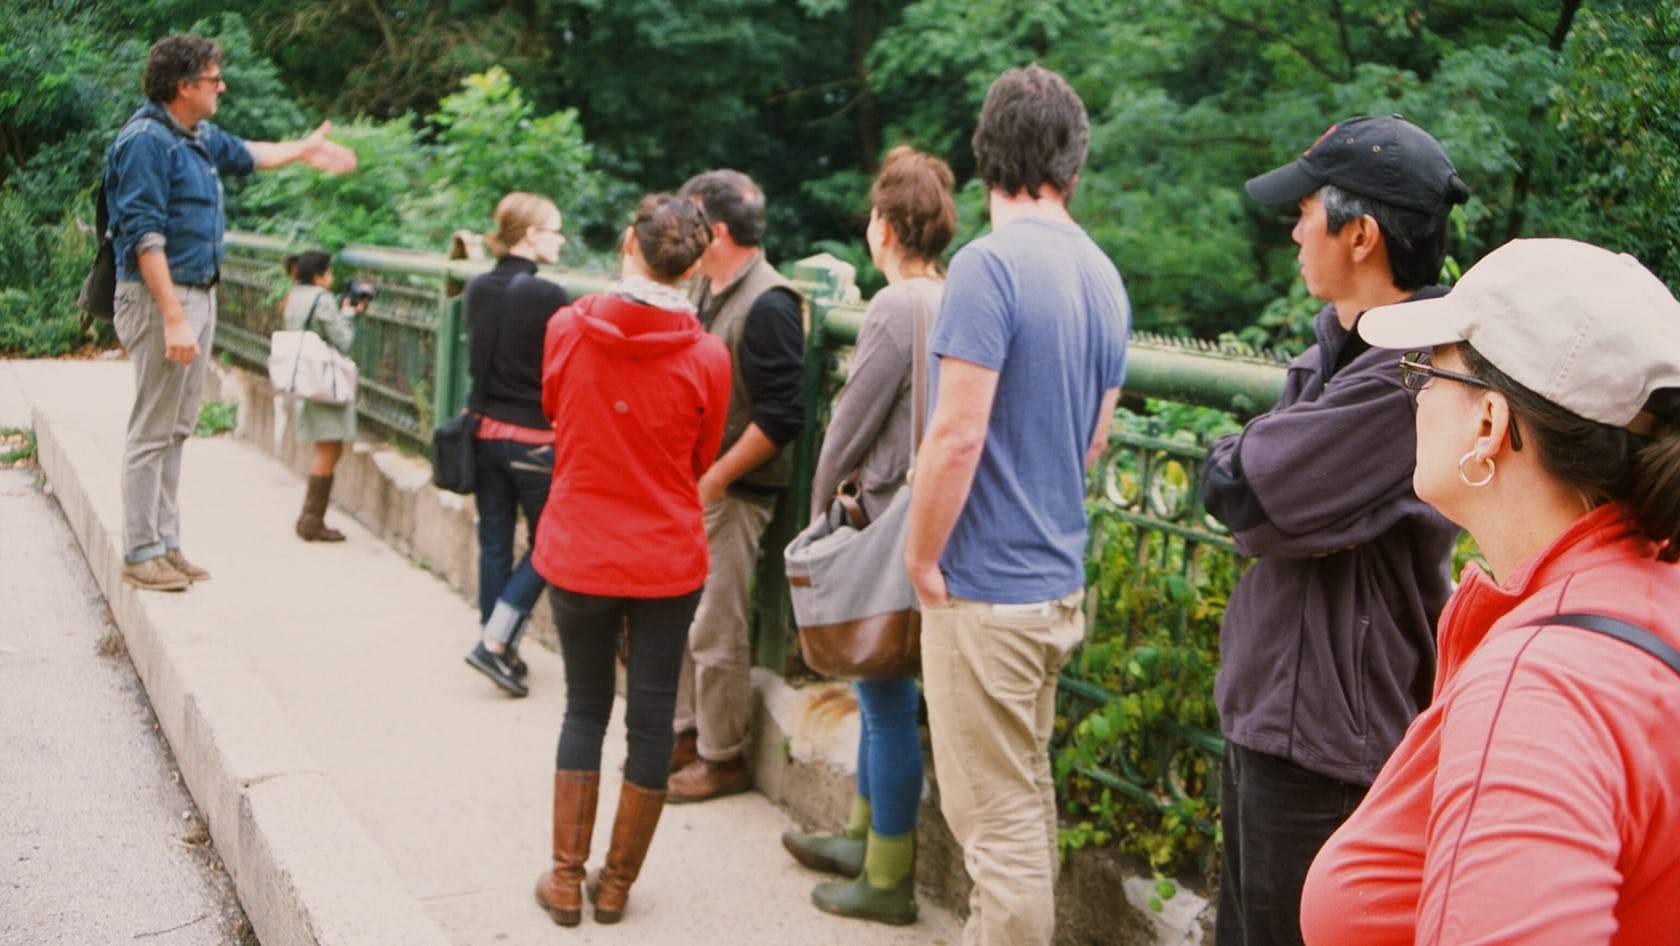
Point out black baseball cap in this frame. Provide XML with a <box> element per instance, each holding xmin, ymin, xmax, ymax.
<box><xmin>1245</xmin><ymin>114</ymin><xmax>1468</xmax><ymax>215</ymax></box>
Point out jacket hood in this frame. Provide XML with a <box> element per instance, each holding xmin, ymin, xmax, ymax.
<box><xmin>571</xmin><ymin>293</ymin><xmax>707</xmax><ymax>360</ymax></box>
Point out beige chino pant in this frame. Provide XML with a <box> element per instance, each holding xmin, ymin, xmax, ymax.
<box><xmin>922</xmin><ymin>590</ymin><xmax>1085</xmax><ymax>946</ymax></box>
<box><xmin>672</xmin><ymin>489</ymin><xmax>776</xmax><ymax>761</ymax></box>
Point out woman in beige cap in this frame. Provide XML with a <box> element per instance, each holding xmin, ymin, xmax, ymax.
<box><xmin>1300</xmin><ymin>238</ymin><xmax>1680</xmax><ymax>945</ymax></box>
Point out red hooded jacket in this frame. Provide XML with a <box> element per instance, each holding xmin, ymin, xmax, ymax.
<box><xmin>532</xmin><ymin>292</ymin><xmax>732</xmax><ymax>598</ymax></box>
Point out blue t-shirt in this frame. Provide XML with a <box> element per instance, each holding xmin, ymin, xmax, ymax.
<box><xmin>929</xmin><ymin>216</ymin><xmax>1130</xmax><ymax>602</ymax></box>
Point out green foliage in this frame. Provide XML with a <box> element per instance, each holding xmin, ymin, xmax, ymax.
<box><xmin>0</xmin><ymin>427</ymin><xmax>37</xmax><ymax>464</ymax></box>
<box><xmin>0</xmin><ymin>191</ymin><xmax>107</xmax><ymax>356</ymax></box>
<box><xmin>194</xmin><ymin>398</ymin><xmax>238</xmax><ymax>437</ymax></box>
<box><xmin>415</xmin><ymin>67</ymin><xmax>602</xmax><ymax>249</ymax></box>
<box><xmin>1056</xmin><ymin>405</ymin><xmax>1240</xmax><ymax>878</ymax></box>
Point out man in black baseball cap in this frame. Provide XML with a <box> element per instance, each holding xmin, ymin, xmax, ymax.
<box><xmin>1201</xmin><ymin>115</ymin><xmax>1469</xmax><ymax>946</ymax></box>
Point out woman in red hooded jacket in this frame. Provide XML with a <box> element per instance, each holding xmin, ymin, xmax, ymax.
<box><xmin>530</xmin><ymin>193</ymin><xmax>731</xmax><ymax>928</ymax></box>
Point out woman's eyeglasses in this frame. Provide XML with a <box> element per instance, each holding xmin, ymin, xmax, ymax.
<box><xmin>1398</xmin><ymin>352</ymin><xmax>1523</xmax><ymax>450</ymax></box>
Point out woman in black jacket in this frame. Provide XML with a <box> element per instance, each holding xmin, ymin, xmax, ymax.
<box><xmin>460</xmin><ymin>192</ymin><xmax>569</xmax><ymax>697</ymax></box>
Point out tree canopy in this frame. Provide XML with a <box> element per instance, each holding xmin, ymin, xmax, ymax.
<box><xmin>3</xmin><ymin>0</ymin><xmax>1676</xmax><ymax>355</ymax></box>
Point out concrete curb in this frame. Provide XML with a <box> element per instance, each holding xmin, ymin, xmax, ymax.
<box><xmin>32</xmin><ymin>405</ymin><xmax>451</xmax><ymax>946</ymax></box>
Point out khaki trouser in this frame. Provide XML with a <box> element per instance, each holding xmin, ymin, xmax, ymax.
<box><xmin>112</xmin><ymin>280</ymin><xmax>216</xmax><ymax>563</ymax></box>
<box><xmin>672</xmin><ymin>490</ymin><xmax>776</xmax><ymax>761</ymax></box>
<box><xmin>921</xmin><ymin>590</ymin><xmax>1085</xmax><ymax>946</ymax></box>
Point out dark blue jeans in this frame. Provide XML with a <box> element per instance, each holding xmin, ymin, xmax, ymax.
<box><xmin>550</xmin><ymin>587</ymin><xmax>700</xmax><ymax>790</ymax></box>
<box><xmin>472</xmin><ymin>438</ymin><xmax>553</xmax><ymax>622</ymax></box>
<box><xmin>1216</xmin><ymin>741</ymin><xmax>1368</xmax><ymax>946</ymax></box>
<box><xmin>854</xmin><ymin>677</ymin><xmax>923</xmax><ymax>837</ymax></box>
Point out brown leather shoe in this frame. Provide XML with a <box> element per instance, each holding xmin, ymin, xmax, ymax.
<box><xmin>534</xmin><ymin>770</ymin><xmax>599</xmax><ymax>927</ymax></box>
<box><xmin>666</xmin><ymin>756</ymin><xmax>751</xmax><ymax>805</ymax></box>
<box><xmin>587</xmin><ymin>781</ymin><xmax>667</xmax><ymax>923</ymax></box>
<box><xmin>669</xmin><ymin>729</ymin><xmax>699</xmax><ymax>774</ymax></box>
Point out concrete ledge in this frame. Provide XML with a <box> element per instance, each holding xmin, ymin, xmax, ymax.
<box><xmin>239</xmin><ymin>775</ymin><xmax>451</xmax><ymax>946</ymax></box>
<box><xmin>32</xmin><ymin>404</ymin><xmax>451</xmax><ymax>946</ymax></box>
<box><xmin>205</xmin><ymin>364</ymin><xmax>557</xmax><ymax>649</ymax></box>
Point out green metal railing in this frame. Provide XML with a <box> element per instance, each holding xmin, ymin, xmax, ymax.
<box><xmin>218</xmin><ymin>233</ymin><xmax>1289</xmax><ymax>852</ymax></box>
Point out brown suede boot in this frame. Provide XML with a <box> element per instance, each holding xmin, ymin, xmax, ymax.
<box><xmin>295</xmin><ymin>473</ymin><xmax>346</xmax><ymax>542</ymax></box>
<box><xmin>587</xmin><ymin>782</ymin><xmax>667</xmax><ymax>923</ymax></box>
<box><xmin>534</xmin><ymin>770</ymin><xmax>599</xmax><ymax>927</ymax></box>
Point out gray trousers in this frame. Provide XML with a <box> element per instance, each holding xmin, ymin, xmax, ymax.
<box><xmin>112</xmin><ymin>279</ymin><xmax>216</xmax><ymax>563</ymax></box>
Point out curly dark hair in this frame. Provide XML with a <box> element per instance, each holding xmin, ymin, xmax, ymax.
<box><xmin>634</xmin><ymin>193</ymin><xmax>712</xmax><ymax>283</ymax></box>
<box><xmin>971</xmin><ymin>64</ymin><xmax>1089</xmax><ymax>201</ymax></box>
<box><xmin>144</xmin><ymin>34</ymin><xmax>222</xmax><ymax>104</ymax></box>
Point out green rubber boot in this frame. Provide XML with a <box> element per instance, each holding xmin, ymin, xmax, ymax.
<box><xmin>781</xmin><ymin>796</ymin><xmax>868</xmax><ymax>877</ymax></box>
<box><xmin>810</xmin><ymin>829</ymin><xmax>917</xmax><ymax>926</ymax></box>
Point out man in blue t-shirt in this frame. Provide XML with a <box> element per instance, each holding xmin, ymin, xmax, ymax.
<box><xmin>107</xmin><ymin>34</ymin><xmax>355</xmax><ymax>591</ymax></box>
<box><xmin>905</xmin><ymin>64</ymin><xmax>1129</xmax><ymax>946</ymax></box>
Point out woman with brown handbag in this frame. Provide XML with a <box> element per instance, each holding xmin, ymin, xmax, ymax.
<box><xmin>782</xmin><ymin>146</ymin><xmax>956</xmax><ymax>926</ymax></box>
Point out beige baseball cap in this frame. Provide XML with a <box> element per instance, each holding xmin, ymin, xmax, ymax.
<box><xmin>1359</xmin><ymin>238</ymin><xmax>1680</xmax><ymax>430</ymax></box>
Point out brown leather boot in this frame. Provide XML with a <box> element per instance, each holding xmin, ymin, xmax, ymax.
<box><xmin>586</xmin><ymin>782</ymin><xmax>667</xmax><ymax>923</ymax></box>
<box><xmin>534</xmin><ymin>770</ymin><xmax>599</xmax><ymax>926</ymax></box>
<box><xmin>667</xmin><ymin>755</ymin><xmax>751</xmax><ymax>804</ymax></box>
<box><xmin>295</xmin><ymin>474</ymin><xmax>346</xmax><ymax>542</ymax></box>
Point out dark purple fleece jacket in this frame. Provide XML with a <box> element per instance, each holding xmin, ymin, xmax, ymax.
<box><xmin>1202</xmin><ymin>291</ymin><xmax>1459</xmax><ymax>785</ymax></box>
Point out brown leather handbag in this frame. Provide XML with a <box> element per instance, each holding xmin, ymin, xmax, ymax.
<box><xmin>784</xmin><ymin>287</ymin><xmax>929</xmax><ymax>681</ymax></box>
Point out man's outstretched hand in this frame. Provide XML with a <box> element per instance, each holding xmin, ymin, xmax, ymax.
<box><xmin>299</xmin><ymin>121</ymin><xmax>357</xmax><ymax>174</ymax></box>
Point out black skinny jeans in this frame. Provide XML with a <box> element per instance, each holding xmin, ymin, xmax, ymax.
<box><xmin>550</xmin><ymin>587</ymin><xmax>700</xmax><ymax>790</ymax></box>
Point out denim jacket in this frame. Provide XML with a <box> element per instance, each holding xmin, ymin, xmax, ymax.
<box><xmin>106</xmin><ymin>100</ymin><xmax>254</xmax><ymax>285</ymax></box>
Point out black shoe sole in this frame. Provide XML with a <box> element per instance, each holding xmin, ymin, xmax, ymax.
<box><xmin>464</xmin><ymin>651</ymin><xmax>529</xmax><ymax>697</ymax></box>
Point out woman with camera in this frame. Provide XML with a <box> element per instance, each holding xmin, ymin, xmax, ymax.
<box><xmin>1300</xmin><ymin>239</ymin><xmax>1680</xmax><ymax>945</ymax></box>
<box><xmin>530</xmin><ymin>193</ymin><xmax>730</xmax><ymax>927</ymax></box>
<box><xmin>460</xmin><ymin>192</ymin><xmax>570</xmax><ymax>698</ymax></box>
<box><xmin>781</xmin><ymin>146</ymin><xmax>956</xmax><ymax>926</ymax></box>
<box><xmin>282</xmin><ymin>250</ymin><xmax>364</xmax><ymax>542</ymax></box>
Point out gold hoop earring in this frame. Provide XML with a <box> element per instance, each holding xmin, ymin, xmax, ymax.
<box><xmin>1458</xmin><ymin>451</ymin><xmax>1495</xmax><ymax>488</ymax></box>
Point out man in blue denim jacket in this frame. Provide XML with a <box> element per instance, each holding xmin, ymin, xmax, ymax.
<box><xmin>108</xmin><ymin>34</ymin><xmax>355</xmax><ymax>591</ymax></box>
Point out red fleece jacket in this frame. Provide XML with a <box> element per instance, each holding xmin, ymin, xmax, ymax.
<box><xmin>1302</xmin><ymin>506</ymin><xmax>1680</xmax><ymax>946</ymax></box>
<box><xmin>532</xmin><ymin>292</ymin><xmax>731</xmax><ymax>598</ymax></box>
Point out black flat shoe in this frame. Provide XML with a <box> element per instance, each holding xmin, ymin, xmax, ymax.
<box><xmin>465</xmin><ymin>643</ymin><xmax>529</xmax><ymax>697</ymax></box>
<box><xmin>505</xmin><ymin>648</ymin><xmax>529</xmax><ymax>680</ymax></box>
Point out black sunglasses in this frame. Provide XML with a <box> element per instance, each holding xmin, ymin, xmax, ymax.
<box><xmin>1398</xmin><ymin>351</ymin><xmax>1523</xmax><ymax>451</ymax></box>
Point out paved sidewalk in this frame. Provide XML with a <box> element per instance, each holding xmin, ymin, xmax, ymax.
<box><xmin>1</xmin><ymin>359</ymin><xmax>960</xmax><ymax>945</ymax></box>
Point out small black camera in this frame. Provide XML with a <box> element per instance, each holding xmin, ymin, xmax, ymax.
<box><xmin>338</xmin><ymin>279</ymin><xmax>375</xmax><ymax>309</ymax></box>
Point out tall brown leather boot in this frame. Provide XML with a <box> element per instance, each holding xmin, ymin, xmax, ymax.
<box><xmin>295</xmin><ymin>473</ymin><xmax>346</xmax><ymax>542</ymax></box>
<box><xmin>534</xmin><ymin>770</ymin><xmax>600</xmax><ymax>927</ymax></box>
<box><xmin>587</xmin><ymin>781</ymin><xmax>667</xmax><ymax>923</ymax></box>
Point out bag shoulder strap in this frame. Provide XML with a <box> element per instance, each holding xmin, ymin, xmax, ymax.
<box><xmin>300</xmin><ymin>286</ymin><xmax>333</xmax><ymax>335</ymax></box>
<box><xmin>98</xmin><ymin>114</ymin><xmax>149</xmax><ymax>240</ymax></box>
<box><xmin>1528</xmin><ymin>612</ymin><xmax>1680</xmax><ymax>680</ymax></box>
<box><xmin>908</xmin><ymin>281</ymin><xmax>931</xmax><ymax>468</ymax></box>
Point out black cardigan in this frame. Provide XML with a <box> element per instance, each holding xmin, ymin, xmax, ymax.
<box><xmin>463</xmin><ymin>256</ymin><xmax>570</xmax><ymax>430</ymax></box>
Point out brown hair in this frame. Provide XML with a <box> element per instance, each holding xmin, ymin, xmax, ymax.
<box><xmin>634</xmin><ymin>193</ymin><xmax>712</xmax><ymax>283</ymax></box>
<box><xmin>971</xmin><ymin>64</ymin><xmax>1089</xmax><ymax>201</ymax></box>
<box><xmin>144</xmin><ymin>34</ymin><xmax>222</xmax><ymax>104</ymax></box>
<box><xmin>870</xmin><ymin>146</ymin><xmax>956</xmax><ymax>270</ymax></box>
<box><xmin>1461</xmin><ymin>344</ymin><xmax>1680</xmax><ymax>561</ymax></box>
<box><xmin>484</xmin><ymin>192</ymin><xmax>558</xmax><ymax>259</ymax></box>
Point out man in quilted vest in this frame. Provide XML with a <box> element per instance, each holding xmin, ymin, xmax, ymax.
<box><xmin>667</xmin><ymin>170</ymin><xmax>806</xmax><ymax>802</ymax></box>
